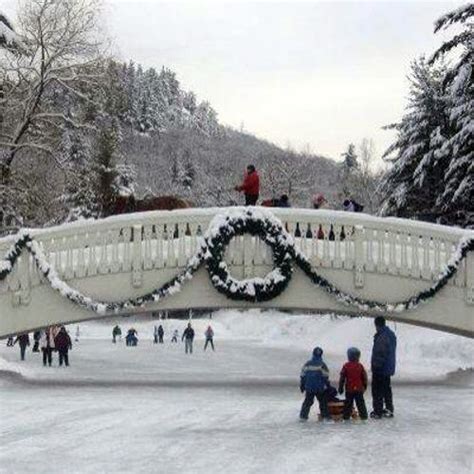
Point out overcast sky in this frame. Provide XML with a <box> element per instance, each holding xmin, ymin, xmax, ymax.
<box><xmin>3</xmin><ymin>0</ymin><xmax>465</xmax><ymax>163</ymax></box>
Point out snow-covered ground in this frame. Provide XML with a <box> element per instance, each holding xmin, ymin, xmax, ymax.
<box><xmin>0</xmin><ymin>311</ymin><xmax>473</xmax><ymax>474</ymax></box>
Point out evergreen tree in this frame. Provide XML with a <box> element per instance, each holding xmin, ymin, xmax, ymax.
<box><xmin>430</xmin><ymin>4</ymin><xmax>473</xmax><ymax>226</ymax></box>
<box><xmin>379</xmin><ymin>59</ymin><xmax>446</xmax><ymax>219</ymax></box>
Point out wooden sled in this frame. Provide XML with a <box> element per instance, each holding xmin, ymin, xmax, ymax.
<box><xmin>317</xmin><ymin>401</ymin><xmax>359</xmax><ymax>422</ymax></box>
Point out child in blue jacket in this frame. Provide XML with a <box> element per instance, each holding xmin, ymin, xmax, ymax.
<box><xmin>299</xmin><ymin>347</ymin><xmax>331</xmax><ymax>421</ymax></box>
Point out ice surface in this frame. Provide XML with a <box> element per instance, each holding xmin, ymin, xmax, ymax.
<box><xmin>0</xmin><ymin>311</ymin><xmax>472</xmax><ymax>474</ymax></box>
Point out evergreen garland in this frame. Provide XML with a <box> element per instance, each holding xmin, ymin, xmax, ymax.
<box><xmin>0</xmin><ymin>208</ymin><xmax>472</xmax><ymax>315</ymax></box>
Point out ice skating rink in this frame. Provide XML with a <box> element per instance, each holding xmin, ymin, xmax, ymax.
<box><xmin>1</xmin><ymin>311</ymin><xmax>473</xmax><ymax>474</ymax></box>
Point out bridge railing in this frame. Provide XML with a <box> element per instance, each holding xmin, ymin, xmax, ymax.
<box><xmin>0</xmin><ymin>208</ymin><xmax>473</xmax><ymax>302</ymax></box>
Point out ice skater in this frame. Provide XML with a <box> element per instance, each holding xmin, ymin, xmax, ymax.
<box><xmin>171</xmin><ymin>329</ymin><xmax>179</xmax><ymax>343</ymax></box>
<box><xmin>112</xmin><ymin>325</ymin><xmax>122</xmax><ymax>343</ymax></box>
<box><xmin>299</xmin><ymin>347</ymin><xmax>331</xmax><ymax>421</ymax></box>
<box><xmin>40</xmin><ymin>328</ymin><xmax>54</xmax><ymax>367</ymax></box>
<box><xmin>204</xmin><ymin>325</ymin><xmax>215</xmax><ymax>351</ymax></box>
<box><xmin>54</xmin><ymin>326</ymin><xmax>72</xmax><ymax>367</ymax></box>
<box><xmin>338</xmin><ymin>347</ymin><xmax>368</xmax><ymax>421</ymax></box>
<box><xmin>14</xmin><ymin>333</ymin><xmax>30</xmax><ymax>361</ymax></box>
<box><xmin>182</xmin><ymin>323</ymin><xmax>195</xmax><ymax>354</ymax></box>
<box><xmin>158</xmin><ymin>325</ymin><xmax>164</xmax><ymax>344</ymax></box>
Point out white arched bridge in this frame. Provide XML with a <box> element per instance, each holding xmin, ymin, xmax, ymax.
<box><xmin>0</xmin><ymin>207</ymin><xmax>473</xmax><ymax>338</ymax></box>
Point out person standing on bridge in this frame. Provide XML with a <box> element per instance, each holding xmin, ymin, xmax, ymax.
<box><xmin>371</xmin><ymin>316</ymin><xmax>397</xmax><ymax>419</ymax></box>
<box><xmin>235</xmin><ymin>164</ymin><xmax>260</xmax><ymax>206</ymax></box>
<box><xmin>14</xmin><ymin>333</ymin><xmax>30</xmax><ymax>361</ymax></box>
<box><xmin>54</xmin><ymin>326</ymin><xmax>72</xmax><ymax>367</ymax></box>
<box><xmin>299</xmin><ymin>347</ymin><xmax>331</xmax><ymax>422</ymax></box>
<box><xmin>182</xmin><ymin>323</ymin><xmax>195</xmax><ymax>354</ymax></box>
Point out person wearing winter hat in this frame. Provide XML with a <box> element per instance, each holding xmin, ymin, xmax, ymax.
<box><xmin>312</xmin><ymin>193</ymin><xmax>327</xmax><ymax>210</ymax></box>
<box><xmin>371</xmin><ymin>316</ymin><xmax>397</xmax><ymax>419</ymax></box>
<box><xmin>299</xmin><ymin>347</ymin><xmax>331</xmax><ymax>421</ymax></box>
<box><xmin>338</xmin><ymin>347</ymin><xmax>368</xmax><ymax>421</ymax></box>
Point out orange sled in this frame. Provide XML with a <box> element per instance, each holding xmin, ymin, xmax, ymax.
<box><xmin>317</xmin><ymin>401</ymin><xmax>358</xmax><ymax>421</ymax></box>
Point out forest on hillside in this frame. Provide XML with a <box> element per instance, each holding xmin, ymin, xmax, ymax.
<box><xmin>0</xmin><ymin>1</ymin><xmax>472</xmax><ymax>229</ymax></box>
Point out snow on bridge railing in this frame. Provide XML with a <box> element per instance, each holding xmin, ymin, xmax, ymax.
<box><xmin>0</xmin><ymin>207</ymin><xmax>473</xmax><ymax>301</ymax></box>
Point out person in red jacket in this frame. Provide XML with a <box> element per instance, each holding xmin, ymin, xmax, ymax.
<box><xmin>235</xmin><ymin>165</ymin><xmax>260</xmax><ymax>205</ymax></box>
<box><xmin>54</xmin><ymin>326</ymin><xmax>72</xmax><ymax>367</ymax></box>
<box><xmin>338</xmin><ymin>347</ymin><xmax>368</xmax><ymax>420</ymax></box>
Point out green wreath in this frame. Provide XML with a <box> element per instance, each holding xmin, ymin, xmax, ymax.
<box><xmin>205</xmin><ymin>213</ymin><xmax>293</xmax><ymax>301</ymax></box>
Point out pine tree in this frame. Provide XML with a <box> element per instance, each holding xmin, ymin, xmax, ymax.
<box><xmin>429</xmin><ymin>4</ymin><xmax>473</xmax><ymax>226</ymax></box>
<box><xmin>379</xmin><ymin>59</ymin><xmax>446</xmax><ymax>219</ymax></box>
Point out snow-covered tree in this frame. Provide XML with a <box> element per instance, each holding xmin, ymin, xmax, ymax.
<box><xmin>429</xmin><ymin>4</ymin><xmax>473</xmax><ymax>226</ymax></box>
<box><xmin>379</xmin><ymin>58</ymin><xmax>446</xmax><ymax>219</ymax></box>
<box><xmin>0</xmin><ymin>0</ymin><xmax>104</xmax><ymax>184</ymax></box>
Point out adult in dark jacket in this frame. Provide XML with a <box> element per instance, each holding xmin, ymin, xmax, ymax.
<box><xmin>299</xmin><ymin>347</ymin><xmax>331</xmax><ymax>421</ymax></box>
<box><xmin>158</xmin><ymin>325</ymin><xmax>164</xmax><ymax>344</ymax></box>
<box><xmin>182</xmin><ymin>323</ymin><xmax>195</xmax><ymax>354</ymax></box>
<box><xmin>14</xmin><ymin>333</ymin><xmax>30</xmax><ymax>361</ymax></box>
<box><xmin>32</xmin><ymin>331</ymin><xmax>41</xmax><ymax>352</ymax></box>
<box><xmin>235</xmin><ymin>165</ymin><xmax>260</xmax><ymax>205</ymax></box>
<box><xmin>371</xmin><ymin>316</ymin><xmax>397</xmax><ymax>418</ymax></box>
<box><xmin>54</xmin><ymin>327</ymin><xmax>72</xmax><ymax>367</ymax></box>
<box><xmin>276</xmin><ymin>194</ymin><xmax>291</xmax><ymax>208</ymax></box>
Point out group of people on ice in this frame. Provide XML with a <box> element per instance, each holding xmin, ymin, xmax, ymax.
<box><xmin>299</xmin><ymin>316</ymin><xmax>396</xmax><ymax>422</ymax></box>
<box><xmin>7</xmin><ymin>326</ymin><xmax>73</xmax><ymax>367</ymax></box>
<box><xmin>112</xmin><ymin>322</ymin><xmax>215</xmax><ymax>354</ymax></box>
<box><xmin>235</xmin><ymin>164</ymin><xmax>364</xmax><ymax>212</ymax></box>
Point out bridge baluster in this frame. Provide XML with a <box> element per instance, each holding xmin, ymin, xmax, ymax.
<box><xmin>253</xmin><ymin>236</ymin><xmax>264</xmax><ymax>266</ymax></box>
<box><xmin>64</xmin><ymin>236</ymin><xmax>74</xmax><ymax>280</ymax></box>
<box><xmin>433</xmin><ymin>239</ymin><xmax>441</xmax><ymax>276</ymax></box>
<box><xmin>343</xmin><ymin>226</ymin><xmax>354</xmax><ymax>269</ymax></box>
<box><xmin>365</xmin><ymin>228</ymin><xmax>375</xmax><ymax>272</ymax></box>
<box><xmin>400</xmin><ymin>232</ymin><xmax>409</xmax><ymax>276</ymax></box>
<box><xmin>466</xmin><ymin>251</ymin><xmax>474</xmax><ymax>304</ymax></box>
<box><xmin>311</xmin><ymin>225</ymin><xmax>321</xmax><ymax>267</ymax></box>
<box><xmin>421</xmin><ymin>236</ymin><xmax>431</xmax><ymax>279</ymax></box>
<box><xmin>121</xmin><ymin>227</ymin><xmax>132</xmax><ymax>272</ymax></box>
<box><xmin>322</xmin><ymin>224</ymin><xmax>330</xmax><ymax>267</ymax></box>
<box><xmin>388</xmin><ymin>231</ymin><xmax>397</xmax><ymax>275</ymax></box>
<box><xmin>243</xmin><ymin>233</ymin><xmax>254</xmax><ymax>276</ymax></box>
<box><xmin>143</xmin><ymin>225</ymin><xmax>154</xmax><ymax>271</ymax></box>
<box><xmin>333</xmin><ymin>224</ymin><xmax>342</xmax><ymax>268</ymax></box>
<box><xmin>75</xmin><ymin>234</ymin><xmax>86</xmax><ymax>279</ymax></box>
<box><xmin>376</xmin><ymin>230</ymin><xmax>386</xmax><ymax>274</ymax></box>
<box><xmin>354</xmin><ymin>225</ymin><xmax>365</xmax><ymax>288</ymax></box>
<box><xmin>109</xmin><ymin>229</ymin><xmax>121</xmax><ymax>274</ymax></box>
<box><xmin>132</xmin><ymin>224</ymin><xmax>143</xmax><ymax>287</ymax></box>
<box><xmin>98</xmin><ymin>231</ymin><xmax>109</xmax><ymax>274</ymax></box>
<box><xmin>87</xmin><ymin>233</ymin><xmax>98</xmax><ymax>276</ymax></box>
<box><xmin>188</xmin><ymin>223</ymin><xmax>198</xmax><ymax>259</ymax></box>
<box><xmin>410</xmin><ymin>234</ymin><xmax>421</xmax><ymax>278</ymax></box>
<box><xmin>153</xmin><ymin>225</ymin><xmax>163</xmax><ymax>269</ymax></box>
<box><xmin>178</xmin><ymin>223</ymin><xmax>187</xmax><ymax>267</ymax></box>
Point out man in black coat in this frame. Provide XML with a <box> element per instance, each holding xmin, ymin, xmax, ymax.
<box><xmin>182</xmin><ymin>323</ymin><xmax>195</xmax><ymax>354</ymax></box>
<box><xmin>371</xmin><ymin>316</ymin><xmax>397</xmax><ymax>419</ymax></box>
<box><xmin>54</xmin><ymin>327</ymin><xmax>72</xmax><ymax>367</ymax></box>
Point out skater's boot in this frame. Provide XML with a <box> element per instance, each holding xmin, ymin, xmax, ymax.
<box><xmin>383</xmin><ymin>409</ymin><xmax>394</xmax><ymax>418</ymax></box>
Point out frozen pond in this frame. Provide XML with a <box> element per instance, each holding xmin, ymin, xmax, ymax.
<box><xmin>0</xmin><ymin>314</ymin><xmax>473</xmax><ymax>474</ymax></box>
